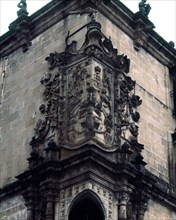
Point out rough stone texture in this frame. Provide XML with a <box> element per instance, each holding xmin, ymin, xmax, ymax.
<box><xmin>0</xmin><ymin>195</ymin><xmax>27</xmax><ymax>220</ymax></box>
<box><xmin>144</xmin><ymin>199</ymin><xmax>176</xmax><ymax>220</ymax></box>
<box><xmin>0</xmin><ymin>9</ymin><xmax>176</xmax><ymax>219</ymax></box>
<box><xmin>0</xmin><ymin>14</ymin><xmax>90</xmax><ymax>188</ymax></box>
<box><xmin>98</xmin><ymin>13</ymin><xmax>175</xmax><ymax>182</ymax></box>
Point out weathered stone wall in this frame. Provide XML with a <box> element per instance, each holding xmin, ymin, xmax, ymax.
<box><xmin>0</xmin><ymin>14</ymin><xmax>90</xmax><ymax>188</ymax></box>
<box><xmin>144</xmin><ymin>199</ymin><xmax>176</xmax><ymax>220</ymax></box>
<box><xmin>98</xmin><ymin>14</ymin><xmax>176</xmax><ymax>219</ymax></box>
<box><xmin>98</xmin><ymin>13</ymin><xmax>175</xmax><ymax>182</ymax></box>
<box><xmin>0</xmin><ymin>12</ymin><xmax>174</xmax><ymax>182</ymax></box>
<box><xmin>0</xmin><ymin>9</ymin><xmax>176</xmax><ymax>219</ymax></box>
<box><xmin>2</xmin><ymin>11</ymin><xmax>171</xmax><ymax>187</ymax></box>
<box><xmin>0</xmin><ymin>195</ymin><xmax>27</xmax><ymax>220</ymax></box>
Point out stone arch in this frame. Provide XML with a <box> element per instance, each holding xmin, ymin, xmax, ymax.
<box><xmin>67</xmin><ymin>189</ymin><xmax>106</xmax><ymax>220</ymax></box>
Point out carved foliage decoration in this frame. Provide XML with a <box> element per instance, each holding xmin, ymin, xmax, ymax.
<box><xmin>30</xmin><ymin>19</ymin><xmax>142</xmax><ymax>155</ymax></box>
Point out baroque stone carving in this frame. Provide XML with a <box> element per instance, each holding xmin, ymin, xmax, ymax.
<box><xmin>17</xmin><ymin>0</ymin><xmax>28</xmax><ymax>17</ymax></box>
<box><xmin>30</xmin><ymin>18</ymin><xmax>143</xmax><ymax>157</ymax></box>
<box><xmin>138</xmin><ymin>0</ymin><xmax>151</xmax><ymax>17</ymax></box>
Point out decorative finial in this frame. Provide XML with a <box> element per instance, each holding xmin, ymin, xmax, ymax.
<box><xmin>17</xmin><ymin>0</ymin><xmax>28</xmax><ymax>17</ymax></box>
<box><xmin>138</xmin><ymin>0</ymin><xmax>151</xmax><ymax>17</ymax></box>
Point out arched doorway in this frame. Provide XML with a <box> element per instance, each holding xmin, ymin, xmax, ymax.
<box><xmin>68</xmin><ymin>196</ymin><xmax>105</xmax><ymax>220</ymax></box>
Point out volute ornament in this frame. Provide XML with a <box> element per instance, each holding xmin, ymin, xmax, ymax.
<box><xmin>30</xmin><ymin>19</ymin><xmax>143</xmax><ymax>157</ymax></box>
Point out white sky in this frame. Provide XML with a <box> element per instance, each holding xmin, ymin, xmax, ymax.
<box><xmin>0</xmin><ymin>0</ymin><xmax>176</xmax><ymax>45</ymax></box>
<box><xmin>122</xmin><ymin>0</ymin><xmax>176</xmax><ymax>45</ymax></box>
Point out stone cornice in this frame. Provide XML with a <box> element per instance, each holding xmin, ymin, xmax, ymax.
<box><xmin>98</xmin><ymin>1</ymin><xmax>176</xmax><ymax>67</ymax></box>
<box><xmin>0</xmin><ymin>148</ymin><xmax>176</xmax><ymax>210</ymax></box>
<box><xmin>0</xmin><ymin>0</ymin><xmax>175</xmax><ymax>67</ymax></box>
<box><xmin>0</xmin><ymin>0</ymin><xmax>76</xmax><ymax>57</ymax></box>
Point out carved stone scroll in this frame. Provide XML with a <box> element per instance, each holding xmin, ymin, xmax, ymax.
<box><xmin>30</xmin><ymin>18</ymin><xmax>143</xmax><ymax>158</ymax></box>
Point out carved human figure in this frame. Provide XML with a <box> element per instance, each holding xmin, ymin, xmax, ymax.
<box><xmin>72</xmin><ymin>66</ymin><xmax>85</xmax><ymax>95</ymax></box>
<box><xmin>34</xmin><ymin>119</ymin><xmax>47</xmax><ymax>139</ymax></box>
<box><xmin>103</xmin><ymin>70</ymin><xmax>111</xmax><ymax>98</ymax></box>
<box><xmin>68</xmin><ymin>113</ymin><xmax>79</xmax><ymax>141</ymax></box>
<box><xmin>17</xmin><ymin>0</ymin><xmax>28</xmax><ymax>16</ymax></box>
<box><xmin>86</xmin><ymin>109</ymin><xmax>95</xmax><ymax>131</ymax></box>
<box><xmin>105</xmin><ymin>114</ymin><xmax>112</xmax><ymax>133</ymax></box>
<box><xmin>87</xmin><ymin>87</ymin><xmax>97</xmax><ymax>104</ymax></box>
<box><xmin>95</xmin><ymin>66</ymin><xmax>101</xmax><ymax>87</ymax></box>
<box><xmin>138</xmin><ymin>0</ymin><xmax>151</xmax><ymax>17</ymax></box>
<box><xmin>85</xmin><ymin>106</ymin><xmax>105</xmax><ymax>135</ymax></box>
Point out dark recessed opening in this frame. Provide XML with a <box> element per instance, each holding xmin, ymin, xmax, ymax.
<box><xmin>69</xmin><ymin>197</ymin><xmax>104</xmax><ymax>220</ymax></box>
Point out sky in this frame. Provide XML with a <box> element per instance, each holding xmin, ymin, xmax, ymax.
<box><xmin>0</xmin><ymin>0</ymin><xmax>176</xmax><ymax>45</ymax></box>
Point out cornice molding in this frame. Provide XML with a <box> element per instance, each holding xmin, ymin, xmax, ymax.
<box><xmin>0</xmin><ymin>149</ymin><xmax>176</xmax><ymax>211</ymax></box>
<box><xmin>0</xmin><ymin>0</ymin><xmax>175</xmax><ymax>67</ymax></box>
